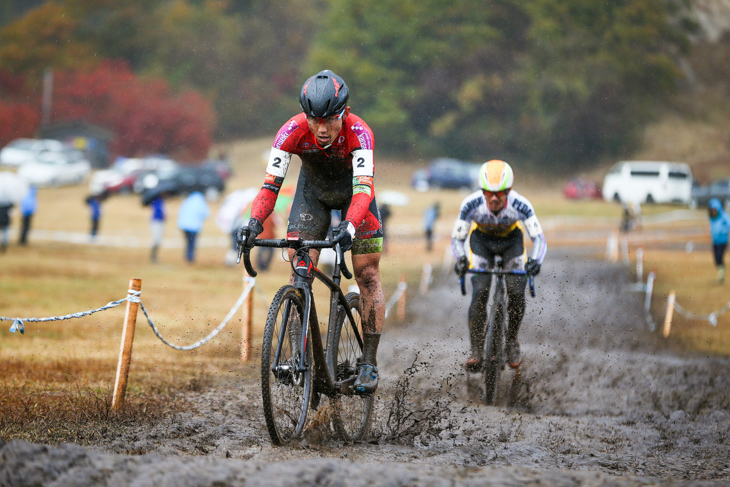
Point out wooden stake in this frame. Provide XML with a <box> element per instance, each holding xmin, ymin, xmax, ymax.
<box><xmin>397</xmin><ymin>274</ymin><xmax>407</xmax><ymax>322</ymax></box>
<box><xmin>663</xmin><ymin>291</ymin><xmax>676</xmax><ymax>338</ymax></box>
<box><xmin>241</xmin><ymin>277</ymin><xmax>255</xmax><ymax>362</ymax></box>
<box><xmin>112</xmin><ymin>278</ymin><xmax>142</xmax><ymax>412</ymax></box>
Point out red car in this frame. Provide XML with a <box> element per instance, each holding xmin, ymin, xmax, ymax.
<box><xmin>563</xmin><ymin>178</ymin><xmax>602</xmax><ymax>200</ymax></box>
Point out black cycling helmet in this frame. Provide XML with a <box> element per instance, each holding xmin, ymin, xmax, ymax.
<box><xmin>299</xmin><ymin>70</ymin><xmax>349</xmax><ymax>118</ymax></box>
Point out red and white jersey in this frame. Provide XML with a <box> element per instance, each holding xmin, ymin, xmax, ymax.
<box><xmin>249</xmin><ymin>112</ymin><xmax>375</xmax><ymax>228</ymax></box>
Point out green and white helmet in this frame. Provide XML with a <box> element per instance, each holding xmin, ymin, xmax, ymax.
<box><xmin>479</xmin><ymin>160</ymin><xmax>514</xmax><ymax>192</ymax></box>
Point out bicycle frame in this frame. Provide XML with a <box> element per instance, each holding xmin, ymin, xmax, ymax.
<box><xmin>240</xmin><ymin>237</ymin><xmax>363</xmax><ymax>396</ymax></box>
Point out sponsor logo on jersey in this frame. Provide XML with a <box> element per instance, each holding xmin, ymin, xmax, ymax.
<box><xmin>351</xmin><ymin>123</ymin><xmax>373</xmax><ymax>150</ymax></box>
<box><xmin>354</xmin><ymin>176</ymin><xmax>373</xmax><ymax>186</ymax></box>
<box><xmin>511</xmin><ymin>199</ymin><xmax>533</xmax><ymax>218</ymax></box>
<box><xmin>273</xmin><ymin>120</ymin><xmax>299</xmax><ymax>149</ymax></box>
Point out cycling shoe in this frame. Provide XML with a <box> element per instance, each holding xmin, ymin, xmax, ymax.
<box><xmin>354</xmin><ymin>364</ymin><xmax>378</xmax><ymax>395</ymax></box>
<box><xmin>506</xmin><ymin>341</ymin><xmax>522</xmax><ymax>368</ymax></box>
<box><xmin>464</xmin><ymin>356</ymin><xmax>482</xmax><ymax>372</ymax></box>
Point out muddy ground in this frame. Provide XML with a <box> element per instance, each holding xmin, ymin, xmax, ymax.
<box><xmin>2</xmin><ymin>250</ymin><xmax>729</xmax><ymax>486</ymax></box>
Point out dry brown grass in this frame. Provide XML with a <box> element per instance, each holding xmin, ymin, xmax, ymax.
<box><xmin>641</xmin><ymin>248</ymin><xmax>730</xmax><ymax>356</ymax></box>
<box><xmin>1</xmin><ymin>137</ymin><xmax>728</xmax><ymax>444</ymax></box>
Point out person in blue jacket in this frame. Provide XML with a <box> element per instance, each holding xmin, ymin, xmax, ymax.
<box><xmin>19</xmin><ymin>185</ymin><xmax>37</xmax><ymax>245</ymax></box>
<box><xmin>149</xmin><ymin>195</ymin><xmax>166</xmax><ymax>263</ymax></box>
<box><xmin>177</xmin><ymin>191</ymin><xmax>210</xmax><ymax>263</ymax></box>
<box><xmin>708</xmin><ymin>198</ymin><xmax>730</xmax><ymax>284</ymax></box>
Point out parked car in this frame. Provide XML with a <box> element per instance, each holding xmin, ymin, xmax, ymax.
<box><xmin>89</xmin><ymin>156</ymin><xmax>178</xmax><ymax>195</ymax></box>
<box><xmin>563</xmin><ymin>178</ymin><xmax>602</xmax><ymax>200</ymax></box>
<box><xmin>202</xmin><ymin>159</ymin><xmax>232</xmax><ymax>181</ymax></box>
<box><xmin>142</xmin><ymin>165</ymin><xmax>225</xmax><ymax>202</ymax></box>
<box><xmin>0</xmin><ymin>138</ymin><xmax>65</xmax><ymax>167</ymax></box>
<box><xmin>17</xmin><ymin>149</ymin><xmax>91</xmax><ymax>187</ymax></box>
<box><xmin>412</xmin><ymin>158</ymin><xmax>481</xmax><ymax>192</ymax></box>
<box><xmin>602</xmin><ymin>161</ymin><xmax>693</xmax><ymax>205</ymax></box>
<box><xmin>690</xmin><ymin>178</ymin><xmax>730</xmax><ymax>209</ymax></box>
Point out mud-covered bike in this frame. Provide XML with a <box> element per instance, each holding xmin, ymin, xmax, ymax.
<box><xmin>460</xmin><ymin>256</ymin><xmax>535</xmax><ymax>404</ymax></box>
<box><xmin>237</xmin><ymin>234</ymin><xmax>373</xmax><ymax>445</ymax></box>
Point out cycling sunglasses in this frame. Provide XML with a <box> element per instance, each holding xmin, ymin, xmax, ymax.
<box><xmin>305</xmin><ymin>109</ymin><xmax>346</xmax><ymax>126</ymax></box>
<box><xmin>483</xmin><ymin>189</ymin><xmax>510</xmax><ymax>198</ymax></box>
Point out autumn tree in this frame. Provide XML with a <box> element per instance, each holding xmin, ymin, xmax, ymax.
<box><xmin>52</xmin><ymin>62</ymin><xmax>215</xmax><ymax>160</ymax></box>
<box><xmin>0</xmin><ymin>2</ymin><xmax>94</xmax><ymax>83</ymax></box>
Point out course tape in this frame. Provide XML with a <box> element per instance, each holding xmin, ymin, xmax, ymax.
<box><xmin>673</xmin><ymin>300</ymin><xmax>730</xmax><ymax>327</ymax></box>
<box><xmin>2</xmin><ymin>279</ymin><xmax>255</xmax><ymax>351</ymax></box>
<box><xmin>1</xmin><ymin>290</ymin><xmax>141</xmax><ymax>334</ymax></box>
<box><xmin>139</xmin><ymin>278</ymin><xmax>255</xmax><ymax>351</ymax></box>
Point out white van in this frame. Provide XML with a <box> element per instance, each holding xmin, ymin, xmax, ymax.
<box><xmin>602</xmin><ymin>161</ymin><xmax>693</xmax><ymax>205</ymax></box>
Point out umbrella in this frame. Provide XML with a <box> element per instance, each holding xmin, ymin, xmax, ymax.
<box><xmin>379</xmin><ymin>190</ymin><xmax>410</xmax><ymax>207</ymax></box>
<box><xmin>214</xmin><ymin>188</ymin><xmax>259</xmax><ymax>233</ymax></box>
<box><xmin>141</xmin><ymin>179</ymin><xmax>179</xmax><ymax>206</ymax></box>
<box><xmin>0</xmin><ymin>172</ymin><xmax>29</xmax><ymax>205</ymax></box>
<box><xmin>214</xmin><ymin>186</ymin><xmax>295</xmax><ymax>234</ymax></box>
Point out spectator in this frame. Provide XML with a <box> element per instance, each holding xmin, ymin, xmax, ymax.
<box><xmin>18</xmin><ymin>185</ymin><xmax>37</xmax><ymax>245</ymax></box>
<box><xmin>708</xmin><ymin>198</ymin><xmax>730</xmax><ymax>284</ymax></box>
<box><xmin>85</xmin><ymin>192</ymin><xmax>105</xmax><ymax>240</ymax></box>
<box><xmin>177</xmin><ymin>191</ymin><xmax>210</xmax><ymax>263</ymax></box>
<box><xmin>0</xmin><ymin>202</ymin><xmax>13</xmax><ymax>253</ymax></box>
<box><xmin>150</xmin><ymin>195</ymin><xmax>166</xmax><ymax>263</ymax></box>
<box><xmin>423</xmin><ymin>202</ymin><xmax>441</xmax><ymax>252</ymax></box>
<box><xmin>620</xmin><ymin>204</ymin><xmax>634</xmax><ymax>233</ymax></box>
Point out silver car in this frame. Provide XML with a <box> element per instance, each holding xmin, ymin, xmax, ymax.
<box><xmin>18</xmin><ymin>149</ymin><xmax>91</xmax><ymax>187</ymax></box>
<box><xmin>0</xmin><ymin>138</ymin><xmax>65</xmax><ymax>167</ymax></box>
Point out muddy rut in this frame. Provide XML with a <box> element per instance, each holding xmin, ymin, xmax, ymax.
<box><xmin>2</xmin><ymin>251</ymin><xmax>729</xmax><ymax>486</ymax></box>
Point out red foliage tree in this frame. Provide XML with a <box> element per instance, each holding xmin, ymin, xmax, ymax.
<box><xmin>52</xmin><ymin>61</ymin><xmax>215</xmax><ymax>160</ymax></box>
<box><xmin>0</xmin><ymin>69</ymin><xmax>40</xmax><ymax>147</ymax></box>
<box><xmin>0</xmin><ymin>101</ymin><xmax>40</xmax><ymax>147</ymax></box>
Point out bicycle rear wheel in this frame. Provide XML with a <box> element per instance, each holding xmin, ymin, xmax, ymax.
<box><xmin>483</xmin><ymin>296</ymin><xmax>505</xmax><ymax>405</ymax></box>
<box><xmin>261</xmin><ymin>285</ymin><xmax>312</xmax><ymax>445</ymax></box>
<box><xmin>330</xmin><ymin>292</ymin><xmax>374</xmax><ymax>442</ymax></box>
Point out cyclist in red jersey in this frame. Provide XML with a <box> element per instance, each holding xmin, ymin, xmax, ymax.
<box><xmin>237</xmin><ymin>70</ymin><xmax>385</xmax><ymax>394</ymax></box>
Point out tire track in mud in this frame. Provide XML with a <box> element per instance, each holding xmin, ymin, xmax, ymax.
<box><xmin>2</xmin><ymin>251</ymin><xmax>729</xmax><ymax>485</ymax></box>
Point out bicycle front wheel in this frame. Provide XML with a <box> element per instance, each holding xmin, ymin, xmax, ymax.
<box><xmin>261</xmin><ymin>285</ymin><xmax>312</xmax><ymax>445</ymax></box>
<box><xmin>483</xmin><ymin>299</ymin><xmax>505</xmax><ymax>405</ymax></box>
<box><xmin>330</xmin><ymin>292</ymin><xmax>374</xmax><ymax>442</ymax></box>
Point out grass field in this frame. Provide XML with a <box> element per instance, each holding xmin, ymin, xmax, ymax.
<box><xmin>1</xmin><ymin>138</ymin><xmax>728</xmax><ymax>443</ymax></box>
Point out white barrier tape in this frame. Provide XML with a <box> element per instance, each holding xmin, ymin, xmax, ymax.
<box><xmin>2</xmin><ymin>295</ymin><xmax>135</xmax><ymax>334</ymax></box>
<box><xmin>384</xmin><ymin>281</ymin><xmax>408</xmax><ymax>319</ymax></box>
<box><xmin>673</xmin><ymin>300</ymin><xmax>730</xmax><ymax>327</ymax></box>
<box><xmin>140</xmin><ymin>278</ymin><xmax>256</xmax><ymax>351</ymax></box>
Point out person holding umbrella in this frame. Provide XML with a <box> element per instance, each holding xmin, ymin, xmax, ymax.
<box><xmin>85</xmin><ymin>191</ymin><xmax>107</xmax><ymax>240</ymax></box>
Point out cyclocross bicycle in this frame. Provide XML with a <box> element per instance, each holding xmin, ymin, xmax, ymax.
<box><xmin>460</xmin><ymin>256</ymin><xmax>535</xmax><ymax>405</ymax></box>
<box><xmin>237</xmin><ymin>235</ymin><xmax>373</xmax><ymax>445</ymax></box>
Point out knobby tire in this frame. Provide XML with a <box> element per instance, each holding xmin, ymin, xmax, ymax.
<box><xmin>483</xmin><ymin>283</ymin><xmax>506</xmax><ymax>405</ymax></box>
<box><xmin>329</xmin><ymin>292</ymin><xmax>374</xmax><ymax>441</ymax></box>
<box><xmin>261</xmin><ymin>285</ymin><xmax>312</xmax><ymax>445</ymax></box>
